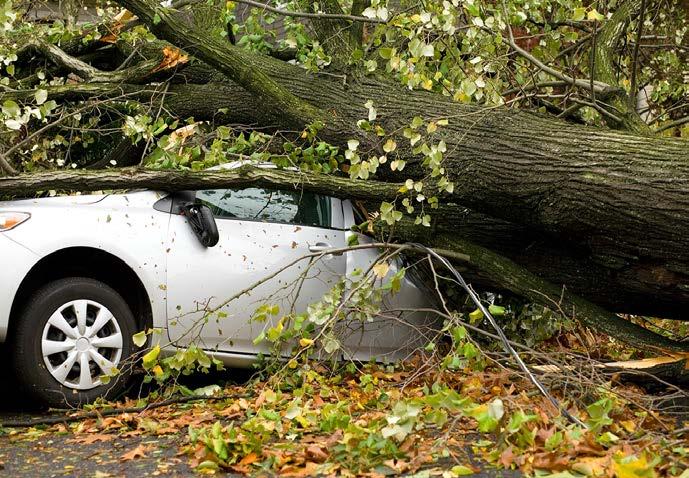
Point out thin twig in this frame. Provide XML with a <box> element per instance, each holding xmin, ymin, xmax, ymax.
<box><xmin>498</xmin><ymin>5</ymin><xmax>612</xmax><ymax>96</ymax></box>
<box><xmin>629</xmin><ymin>0</ymin><xmax>647</xmax><ymax>103</ymax></box>
<box><xmin>570</xmin><ymin>97</ymin><xmax>623</xmax><ymax>123</ymax></box>
<box><xmin>654</xmin><ymin>115</ymin><xmax>689</xmax><ymax>133</ymax></box>
<box><xmin>233</xmin><ymin>0</ymin><xmax>386</xmax><ymax>24</ymax></box>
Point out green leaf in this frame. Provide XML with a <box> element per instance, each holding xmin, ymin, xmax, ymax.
<box><xmin>379</xmin><ymin>47</ymin><xmax>394</xmax><ymax>59</ymax></box>
<box><xmin>2</xmin><ymin>100</ymin><xmax>19</xmax><ymax>117</ymax></box>
<box><xmin>193</xmin><ymin>384</ymin><xmax>221</xmax><ymax>397</ymax></box>
<box><xmin>323</xmin><ymin>335</ymin><xmax>340</xmax><ymax>353</ymax></box>
<box><xmin>451</xmin><ymin>465</ymin><xmax>475</xmax><ymax>476</ymax></box>
<box><xmin>35</xmin><ymin>89</ymin><xmax>48</xmax><ymax>105</ymax></box>
<box><xmin>143</xmin><ymin>345</ymin><xmax>160</xmax><ymax>369</ymax></box>
<box><xmin>572</xmin><ymin>7</ymin><xmax>586</xmax><ymax>21</ymax></box>
<box><xmin>488</xmin><ymin>305</ymin><xmax>505</xmax><ymax>316</ymax></box>
<box><xmin>132</xmin><ymin>331</ymin><xmax>147</xmax><ymax>347</ymax></box>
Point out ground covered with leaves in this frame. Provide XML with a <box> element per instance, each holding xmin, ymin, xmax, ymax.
<box><xmin>1</xmin><ymin>339</ymin><xmax>687</xmax><ymax>478</ymax></box>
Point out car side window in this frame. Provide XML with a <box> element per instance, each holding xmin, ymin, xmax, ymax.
<box><xmin>195</xmin><ymin>188</ymin><xmax>332</xmax><ymax>228</ymax></box>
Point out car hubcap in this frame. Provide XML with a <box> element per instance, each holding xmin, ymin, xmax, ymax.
<box><xmin>41</xmin><ymin>299</ymin><xmax>123</xmax><ymax>390</ymax></box>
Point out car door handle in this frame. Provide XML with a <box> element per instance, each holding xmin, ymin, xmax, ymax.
<box><xmin>309</xmin><ymin>242</ymin><xmax>343</xmax><ymax>255</ymax></box>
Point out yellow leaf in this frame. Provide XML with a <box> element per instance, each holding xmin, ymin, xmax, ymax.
<box><xmin>383</xmin><ymin>138</ymin><xmax>397</xmax><ymax>153</ymax></box>
<box><xmin>572</xmin><ymin>456</ymin><xmax>609</xmax><ymax>476</ymax></box>
<box><xmin>613</xmin><ymin>453</ymin><xmax>657</xmax><ymax>478</ymax></box>
<box><xmin>152</xmin><ymin>364</ymin><xmax>164</xmax><ymax>378</ymax></box>
<box><xmin>299</xmin><ymin>338</ymin><xmax>314</xmax><ymax>348</ymax></box>
<box><xmin>373</xmin><ymin>262</ymin><xmax>390</xmax><ymax>279</ymax></box>
<box><xmin>587</xmin><ymin>9</ymin><xmax>605</xmax><ymax>21</ymax></box>
<box><xmin>468</xmin><ymin>308</ymin><xmax>484</xmax><ymax>323</ymax></box>
<box><xmin>620</xmin><ymin>419</ymin><xmax>636</xmax><ymax>433</ymax></box>
<box><xmin>451</xmin><ymin>465</ymin><xmax>476</xmax><ymax>476</ymax></box>
<box><xmin>142</xmin><ymin>345</ymin><xmax>160</xmax><ymax>369</ymax></box>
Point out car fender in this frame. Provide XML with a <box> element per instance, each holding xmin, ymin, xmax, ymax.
<box><xmin>0</xmin><ymin>192</ymin><xmax>170</xmax><ymax>333</ymax></box>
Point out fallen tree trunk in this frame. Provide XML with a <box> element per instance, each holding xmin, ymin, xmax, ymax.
<box><xmin>0</xmin><ymin>165</ymin><xmax>686</xmax><ymax>321</ymax></box>
<box><xmin>1</xmin><ymin>165</ymin><xmax>689</xmax><ymax>354</ymax></box>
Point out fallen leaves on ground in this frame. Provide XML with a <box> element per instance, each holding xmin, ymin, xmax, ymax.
<box><xmin>4</xmin><ymin>353</ymin><xmax>688</xmax><ymax>477</ymax></box>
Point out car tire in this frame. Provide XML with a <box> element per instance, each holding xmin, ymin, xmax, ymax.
<box><xmin>11</xmin><ymin>278</ymin><xmax>137</xmax><ymax>408</ymax></box>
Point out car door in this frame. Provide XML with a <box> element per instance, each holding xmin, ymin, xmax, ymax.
<box><xmin>165</xmin><ymin>186</ymin><xmax>346</xmax><ymax>356</ymax></box>
<box><xmin>337</xmin><ymin>200</ymin><xmax>441</xmax><ymax>362</ymax></box>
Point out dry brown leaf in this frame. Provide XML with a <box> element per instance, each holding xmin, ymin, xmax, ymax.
<box><xmin>167</xmin><ymin>124</ymin><xmax>198</xmax><ymax>147</ymax></box>
<box><xmin>305</xmin><ymin>445</ymin><xmax>328</xmax><ymax>463</ymax></box>
<box><xmin>151</xmin><ymin>47</ymin><xmax>189</xmax><ymax>73</ymax></box>
<box><xmin>279</xmin><ymin>461</ymin><xmax>322</xmax><ymax>477</ymax></box>
<box><xmin>120</xmin><ymin>444</ymin><xmax>152</xmax><ymax>461</ymax></box>
<box><xmin>68</xmin><ymin>433</ymin><xmax>115</xmax><ymax>445</ymax></box>
<box><xmin>498</xmin><ymin>445</ymin><xmax>516</xmax><ymax>468</ymax></box>
<box><xmin>238</xmin><ymin>452</ymin><xmax>259</xmax><ymax>466</ymax></box>
<box><xmin>532</xmin><ymin>452</ymin><xmax>571</xmax><ymax>471</ymax></box>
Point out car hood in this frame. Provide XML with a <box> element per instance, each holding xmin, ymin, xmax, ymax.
<box><xmin>0</xmin><ymin>194</ymin><xmax>108</xmax><ymax>208</ymax></box>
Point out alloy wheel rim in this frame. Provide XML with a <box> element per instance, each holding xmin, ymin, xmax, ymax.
<box><xmin>41</xmin><ymin>299</ymin><xmax>123</xmax><ymax>390</ymax></box>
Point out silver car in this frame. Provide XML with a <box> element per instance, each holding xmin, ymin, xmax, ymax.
<box><xmin>0</xmin><ymin>164</ymin><xmax>440</xmax><ymax>406</ymax></box>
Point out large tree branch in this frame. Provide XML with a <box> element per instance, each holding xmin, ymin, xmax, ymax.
<box><xmin>594</xmin><ymin>0</ymin><xmax>652</xmax><ymax>134</ymax></box>
<box><xmin>25</xmin><ymin>39</ymin><xmax>162</xmax><ymax>84</ymax></box>
<box><xmin>116</xmin><ymin>0</ymin><xmax>327</xmax><ymax>129</ymax></box>
<box><xmin>628</xmin><ymin>0</ymin><xmax>647</xmax><ymax>100</ymax></box>
<box><xmin>0</xmin><ymin>164</ymin><xmax>400</xmax><ymax>199</ymax></box>
<box><xmin>655</xmin><ymin>115</ymin><xmax>689</xmax><ymax>133</ymax></box>
<box><xmin>296</xmin><ymin>0</ymin><xmax>356</xmax><ymax>66</ymax></box>
<box><xmin>236</xmin><ymin>0</ymin><xmax>383</xmax><ymax>24</ymax></box>
<box><xmin>350</xmin><ymin>0</ymin><xmax>371</xmax><ymax>45</ymax></box>
<box><xmin>425</xmin><ymin>234</ymin><xmax>689</xmax><ymax>352</ymax></box>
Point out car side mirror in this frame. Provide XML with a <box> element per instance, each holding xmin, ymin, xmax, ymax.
<box><xmin>182</xmin><ymin>204</ymin><xmax>219</xmax><ymax>247</ymax></box>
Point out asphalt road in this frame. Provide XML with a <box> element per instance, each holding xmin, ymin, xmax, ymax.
<box><xmin>0</xmin><ymin>365</ymin><xmax>247</xmax><ymax>477</ymax></box>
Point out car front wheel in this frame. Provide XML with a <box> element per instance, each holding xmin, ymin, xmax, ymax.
<box><xmin>12</xmin><ymin>278</ymin><xmax>137</xmax><ymax>408</ymax></box>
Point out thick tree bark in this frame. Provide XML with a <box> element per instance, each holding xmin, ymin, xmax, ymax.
<box><xmin>0</xmin><ymin>165</ymin><xmax>400</xmax><ymax>199</ymax></box>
